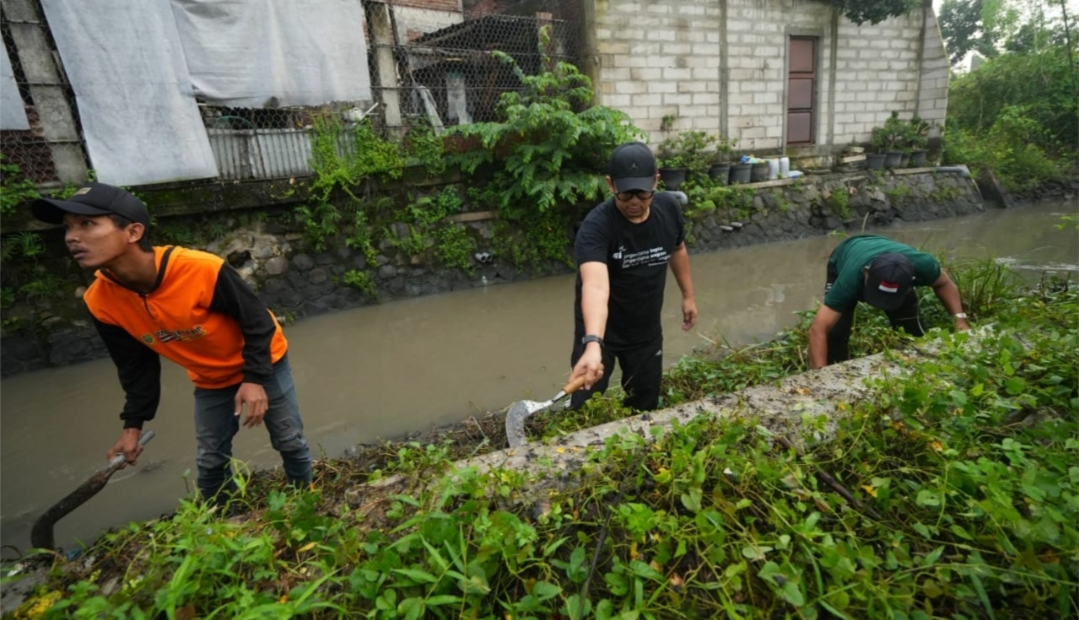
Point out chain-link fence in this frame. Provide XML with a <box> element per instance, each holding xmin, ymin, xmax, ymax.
<box><xmin>367</xmin><ymin>0</ymin><xmax>582</xmax><ymax>135</ymax></box>
<box><xmin>1</xmin><ymin>0</ymin><xmax>584</xmax><ymax>188</ymax></box>
<box><xmin>1</xmin><ymin>0</ymin><xmax>88</xmax><ymax>187</ymax></box>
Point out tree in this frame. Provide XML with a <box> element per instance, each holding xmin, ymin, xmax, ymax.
<box><xmin>939</xmin><ymin>0</ymin><xmax>999</xmax><ymax>65</ymax></box>
<box><xmin>817</xmin><ymin>0</ymin><xmax>917</xmax><ymax>25</ymax></box>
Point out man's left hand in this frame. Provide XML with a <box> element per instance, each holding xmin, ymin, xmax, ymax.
<box><xmin>235</xmin><ymin>382</ymin><xmax>269</xmax><ymax>428</ymax></box>
<box><xmin>682</xmin><ymin>298</ymin><xmax>698</xmax><ymax>331</ymax></box>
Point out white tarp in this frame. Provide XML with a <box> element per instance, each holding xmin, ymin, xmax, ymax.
<box><xmin>1</xmin><ymin>42</ymin><xmax>30</xmax><ymax>130</ymax></box>
<box><xmin>40</xmin><ymin>0</ymin><xmax>218</xmax><ymax>186</ymax></box>
<box><xmin>170</xmin><ymin>0</ymin><xmax>372</xmax><ymax>108</ymax></box>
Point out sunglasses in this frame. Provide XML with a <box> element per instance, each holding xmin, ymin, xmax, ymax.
<box><xmin>615</xmin><ymin>189</ymin><xmax>655</xmax><ymax>201</ymax></box>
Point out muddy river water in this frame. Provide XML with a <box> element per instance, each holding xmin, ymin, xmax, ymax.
<box><xmin>1</xmin><ymin>201</ymin><xmax>1075</xmax><ymax>553</ymax></box>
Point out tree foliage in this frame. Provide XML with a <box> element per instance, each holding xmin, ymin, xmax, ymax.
<box><xmin>939</xmin><ymin>0</ymin><xmax>999</xmax><ymax>65</ymax></box>
<box><xmin>817</xmin><ymin>0</ymin><xmax>917</xmax><ymax>25</ymax></box>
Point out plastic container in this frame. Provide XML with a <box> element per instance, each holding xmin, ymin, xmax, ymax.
<box><xmin>779</xmin><ymin>157</ymin><xmax>790</xmax><ymax>178</ymax></box>
<box><xmin>788</xmin><ymin>170</ymin><xmax>804</xmax><ymax>179</ymax></box>
<box><xmin>766</xmin><ymin>158</ymin><xmax>780</xmax><ymax>180</ymax></box>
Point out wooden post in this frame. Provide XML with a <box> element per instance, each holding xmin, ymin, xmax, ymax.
<box><xmin>579</xmin><ymin>0</ymin><xmax>600</xmax><ymax>105</ymax></box>
<box><xmin>368</xmin><ymin>2</ymin><xmax>402</xmax><ymax>133</ymax></box>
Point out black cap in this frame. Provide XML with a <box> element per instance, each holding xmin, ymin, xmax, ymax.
<box><xmin>31</xmin><ymin>183</ymin><xmax>150</xmax><ymax>227</ymax></box>
<box><xmin>609</xmin><ymin>142</ymin><xmax>657</xmax><ymax>193</ymax></box>
<box><xmin>863</xmin><ymin>252</ymin><xmax>916</xmax><ymax>311</ymax></box>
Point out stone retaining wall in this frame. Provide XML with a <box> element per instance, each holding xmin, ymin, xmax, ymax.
<box><xmin>0</xmin><ymin>169</ymin><xmax>983</xmax><ymax>377</ymax></box>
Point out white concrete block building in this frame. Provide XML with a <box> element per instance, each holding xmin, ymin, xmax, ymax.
<box><xmin>584</xmin><ymin>0</ymin><xmax>948</xmax><ymax>161</ymax></box>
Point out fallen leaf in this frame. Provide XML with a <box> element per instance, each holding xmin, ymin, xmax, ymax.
<box><xmin>668</xmin><ymin>573</ymin><xmax>685</xmax><ymax>589</ymax></box>
<box><xmin>862</xmin><ymin>484</ymin><xmax>878</xmax><ymax>498</ymax></box>
<box><xmin>929</xmin><ymin>441</ymin><xmax>944</xmax><ymax>453</ymax></box>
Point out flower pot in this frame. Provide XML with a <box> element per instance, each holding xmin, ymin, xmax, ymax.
<box><xmin>909</xmin><ymin>149</ymin><xmax>928</xmax><ymax>167</ymax></box>
<box><xmin>728</xmin><ymin>163</ymin><xmax>752</xmax><ymax>185</ymax></box>
<box><xmin>900</xmin><ymin>152</ymin><xmax>911</xmax><ymax>168</ymax></box>
<box><xmin>708</xmin><ymin>164</ymin><xmax>730</xmax><ymax>185</ymax></box>
<box><xmin>866</xmin><ymin>153</ymin><xmax>886</xmax><ymax>170</ymax></box>
<box><xmin>750</xmin><ymin>162</ymin><xmax>770</xmax><ymax>183</ymax></box>
<box><xmin>884</xmin><ymin>151</ymin><xmax>903</xmax><ymax>169</ymax></box>
<box><xmin>659</xmin><ymin>167</ymin><xmax>688</xmax><ymax>190</ymax></box>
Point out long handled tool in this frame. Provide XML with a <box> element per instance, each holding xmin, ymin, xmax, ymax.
<box><xmin>505</xmin><ymin>376</ymin><xmax>588</xmax><ymax>448</ymax></box>
<box><xmin>30</xmin><ymin>430</ymin><xmax>156</xmax><ymax>550</ymax></box>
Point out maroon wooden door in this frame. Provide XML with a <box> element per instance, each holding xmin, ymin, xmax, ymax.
<box><xmin>787</xmin><ymin>37</ymin><xmax>817</xmax><ymax>145</ymax></box>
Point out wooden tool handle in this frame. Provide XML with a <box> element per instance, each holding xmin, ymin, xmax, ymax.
<box><xmin>563</xmin><ymin>374</ymin><xmax>589</xmax><ymax>394</ymax></box>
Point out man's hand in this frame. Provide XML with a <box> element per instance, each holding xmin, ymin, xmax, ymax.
<box><xmin>571</xmin><ymin>345</ymin><xmax>605</xmax><ymax>390</ymax></box>
<box><xmin>682</xmin><ymin>297</ymin><xmax>698</xmax><ymax>331</ymax></box>
<box><xmin>107</xmin><ymin>428</ymin><xmax>143</xmax><ymax>466</ymax></box>
<box><xmin>955</xmin><ymin>317</ymin><xmax>971</xmax><ymax>331</ymax></box>
<box><xmin>235</xmin><ymin>382</ymin><xmax>269</xmax><ymax>428</ymax></box>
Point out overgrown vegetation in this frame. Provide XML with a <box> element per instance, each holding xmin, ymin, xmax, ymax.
<box><xmin>942</xmin><ymin>1</ymin><xmax>1077</xmax><ymax>191</ymax></box>
<box><xmin>8</xmin><ymin>261</ymin><xmax>1076</xmax><ymax>619</ymax></box>
<box><xmin>442</xmin><ymin>28</ymin><xmax>642</xmax><ymax>268</ymax></box>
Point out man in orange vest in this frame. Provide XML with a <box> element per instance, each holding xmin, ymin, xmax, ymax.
<box><xmin>32</xmin><ymin>183</ymin><xmax>312</xmax><ymax>504</ymax></box>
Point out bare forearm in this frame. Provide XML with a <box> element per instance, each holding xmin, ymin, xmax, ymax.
<box><xmin>933</xmin><ymin>281</ymin><xmax>964</xmax><ymax>315</ymax></box>
<box><xmin>670</xmin><ymin>246</ymin><xmax>695</xmax><ymax>300</ymax></box>
<box><xmin>808</xmin><ymin>327</ymin><xmax>828</xmax><ymax>369</ymax></box>
<box><xmin>581</xmin><ymin>283</ymin><xmax>609</xmax><ymax>337</ymax></box>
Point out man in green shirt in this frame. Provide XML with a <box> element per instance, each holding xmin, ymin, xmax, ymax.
<box><xmin>808</xmin><ymin>234</ymin><xmax>970</xmax><ymax>369</ymax></box>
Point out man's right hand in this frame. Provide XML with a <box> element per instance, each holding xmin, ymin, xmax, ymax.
<box><xmin>107</xmin><ymin>428</ymin><xmax>143</xmax><ymax>467</ymax></box>
<box><xmin>571</xmin><ymin>344</ymin><xmax>605</xmax><ymax>389</ymax></box>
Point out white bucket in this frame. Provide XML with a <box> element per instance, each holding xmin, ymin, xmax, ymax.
<box><xmin>779</xmin><ymin>157</ymin><xmax>790</xmax><ymax>178</ymax></box>
<box><xmin>766</xmin><ymin>158</ymin><xmax>780</xmax><ymax>180</ymax></box>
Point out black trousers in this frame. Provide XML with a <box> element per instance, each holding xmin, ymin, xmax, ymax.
<box><xmin>825</xmin><ymin>262</ymin><xmax>925</xmax><ymax>365</ymax></box>
<box><xmin>569</xmin><ymin>334</ymin><xmax>664</xmax><ymax>411</ymax></box>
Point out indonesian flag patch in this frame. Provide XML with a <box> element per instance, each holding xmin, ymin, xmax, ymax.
<box><xmin>878</xmin><ymin>281</ymin><xmax>900</xmax><ymax>293</ymax></box>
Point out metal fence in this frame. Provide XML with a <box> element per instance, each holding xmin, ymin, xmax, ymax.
<box><xmin>1</xmin><ymin>0</ymin><xmax>583</xmax><ymax>188</ymax></box>
<box><xmin>1</xmin><ymin>0</ymin><xmax>87</xmax><ymax>187</ymax></box>
<box><xmin>367</xmin><ymin>0</ymin><xmax>582</xmax><ymax>136</ymax></box>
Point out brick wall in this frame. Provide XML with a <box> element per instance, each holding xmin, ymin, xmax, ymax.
<box><xmin>831</xmin><ymin>9</ymin><xmax>923</xmax><ymax>145</ymax></box>
<box><xmin>593</xmin><ymin>0</ymin><xmax>948</xmax><ymax>154</ymax></box>
<box><xmin>916</xmin><ymin>5</ymin><xmax>948</xmax><ymax>134</ymax></box>
<box><xmin>594</xmin><ymin>0</ymin><xmax>721</xmax><ymax>139</ymax></box>
<box><xmin>726</xmin><ymin>0</ymin><xmax>831</xmax><ymax>152</ymax></box>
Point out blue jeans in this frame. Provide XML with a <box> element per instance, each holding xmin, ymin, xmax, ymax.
<box><xmin>193</xmin><ymin>355</ymin><xmax>313</xmax><ymax>502</ymax></box>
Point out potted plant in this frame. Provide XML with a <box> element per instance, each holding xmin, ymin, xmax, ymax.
<box><xmin>707</xmin><ymin>137</ymin><xmax>736</xmax><ymax>184</ymax></box>
<box><xmin>906</xmin><ymin>116</ymin><xmax>930</xmax><ymax>167</ymax></box>
<box><xmin>657</xmin><ymin>130</ymin><xmax>715</xmax><ymax>190</ymax></box>
<box><xmin>656</xmin><ymin>136</ymin><xmax>688</xmax><ymax>190</ymax></box>
<box><xmin>870</xmin><ymin>112</ymin><xmax>907</xmax><ymax>169</ymax></box>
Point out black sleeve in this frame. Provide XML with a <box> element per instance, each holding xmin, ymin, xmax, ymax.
<box><xmin>575</xmin><ymin>209</ymin><xmax>612</xmax><ymax>265</ymax></box>
<box><xmin>208</xmin><ymin>263</ymin><xmax>276</xmax><ymax>384</ymax></box>
<box><xmin>94</xmin><ymin>318</ymin><xmax>161</xmax><ymax>430</ymax></box>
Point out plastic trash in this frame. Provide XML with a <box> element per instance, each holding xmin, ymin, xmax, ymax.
<box><xmin>788</xmin><ymin>170</ymin><xmax>804</xmax><ymax>179</ymax></box>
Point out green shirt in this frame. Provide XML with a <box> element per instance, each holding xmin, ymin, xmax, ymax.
<box><xmin>824</xmin><ymin>235</ymin><xmax>941</xmax><ymax>312</ymax></box>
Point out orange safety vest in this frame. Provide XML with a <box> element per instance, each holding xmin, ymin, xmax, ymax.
<box><xmin>84</xmin><ymin>246</ymin><xmax>288</xmax><ymax>389</ymax></box>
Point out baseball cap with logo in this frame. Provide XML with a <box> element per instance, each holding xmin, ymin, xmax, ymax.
<box><xmin>31</xmin><ymin>182</ymin><xmax>150</xmax><ymax>227</ymax></box>
<box><xmin>863</xmin><ymin>252</ymin><xmax>916</xmax><ymax>311</ymax></box>
<box><xmin>608</xmin><ymin>141</ymin><xmax>657</xmax><ymax>193</ymax></box>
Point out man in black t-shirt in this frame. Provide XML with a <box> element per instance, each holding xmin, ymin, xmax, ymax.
<box><xmin>569</xmin><ymin>141</ymin><xmax>698</xmax><ymax>411</ymax></box>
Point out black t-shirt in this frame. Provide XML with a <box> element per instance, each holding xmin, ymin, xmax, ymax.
<box><xmin>574</xmin><ymin>193</ymin><xmax>685</xmax><ymax>347</ymax></box>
